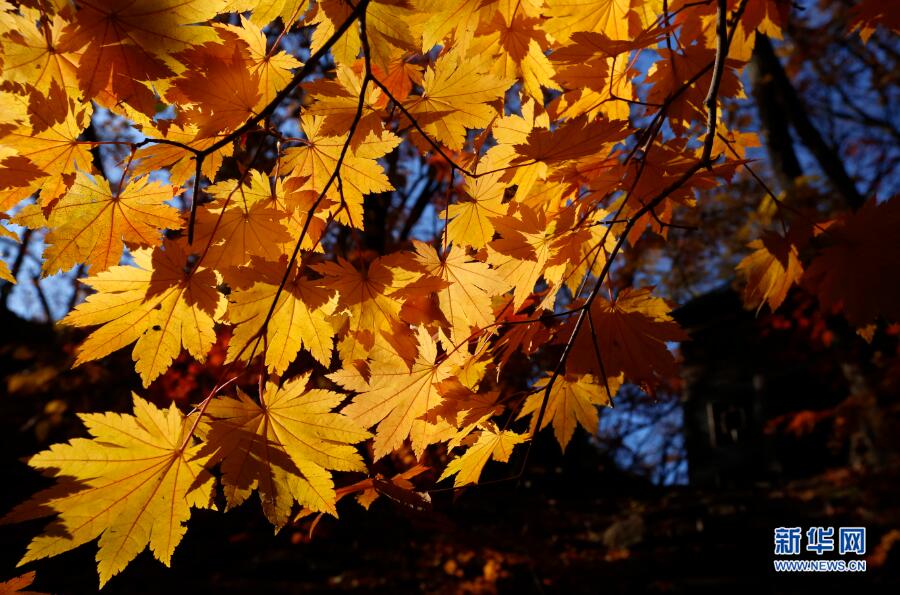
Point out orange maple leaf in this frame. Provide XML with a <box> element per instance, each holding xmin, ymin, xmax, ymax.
<box><xmin>569</xmin><ymin>287</ymin><xmax>689</xmax><ymax>391</ymax></box>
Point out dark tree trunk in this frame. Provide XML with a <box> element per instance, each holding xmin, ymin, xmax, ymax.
<box><xmin>751</xmin><ymin>34</ymin><xmax>865</xmax><ymax>210</ymax></box>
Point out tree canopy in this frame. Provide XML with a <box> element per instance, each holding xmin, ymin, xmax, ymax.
<box><xmin>0</xmin><ymin>0</ymin><xmax>897</xmax><ymax>588</ymax></box>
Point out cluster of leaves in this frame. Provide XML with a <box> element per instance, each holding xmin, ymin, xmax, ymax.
<box><xmin>0</xmin><ymin>0</ymin><xmax>896</xmax><ymax>587</ymax></box>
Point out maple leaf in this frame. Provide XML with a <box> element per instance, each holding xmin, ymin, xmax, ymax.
<box><xmin>202</xmin><ymin>374</ymin><xmax>370</xmax><ymax>527</ymax></box>
<box><xmin>444</xmin><ymin>172</ymin><xmax>509</xmax><ymax>249</ymax></box>
<box><xmin>404</xmin><ymin>48</ymin><xmax>513</xmax><ymax>151</ymax></box>
<box><xmin>645</xmin><ymin>46</ymin><xmax>744</xmax><ymax>135</ymax></box>
<box><xmin>0</xmin><ymin>92</ymin><xmax>92</xmax><ymax>209</ymax></box>
<box><xmin>474</xmin><ymin>12</ymin><xmax>559</xmax><ymax>101</ymax></box>
<box><xmin>205</xmin><ymin>170</ymin><xmax>327</xmax><ymax>253</ymax></box>
<box><xmin>43</xmin><ymin>173</ymin><xmax>182</xmax><ymax>275</ymax></box>
<box><xmin>191</xmin><ymin>199</ymin><xmax>292</xmax><ymax>270</ymax></box>
<box><xmin>847</xmin><ymin>0</ymin><xmax>900</xmax><ymax>42</ymax></box>
<box><xmin>554</xmin><ymin>209</ymin><xmax>619</xmax><ymax>299</ymax></box>
<box><xmin>802</xmin><ymin>198</ymin><xmax>900</xmax><ymax>326</ymax></box>
<box><xmin>3</xmin><ymin>0</ymin><xmax>893</xmax><ymax>580</ymax></box>
<box><xmin>223</xmin><ymin>0</ymin><xmax>309</xmax><ymax>28</ymax></box>
<box><xmin>0</xmin><ymin>87</ymin><xmax>32</xmax><ymax>135</ymax></box>
<box><xmin>544</xmin><ymin>0</ymin><xmax>662</xmax><ymax>43</ymax></box>
<box><xmin>62</xmin><ymin>243</ymin><xmax>226</xmax><ymax>387</ymax></box>
<box><xmin>307</xmin><ymin>0</ymin><xmax>362</xmax><ymax>67</ymax></box>
<box><xmin>312</xmin><ymin>255</ymin><xmax>411</xmax><ymax>365</ymax></box>
<box><xmin>568</xmin><ymin>287</ymin><xmax>689</xmax><ymax>391</ymax></box>
<box><xmin>428</xmin><ymin>381</ymin><xmax>504</xmax><ymax>431</ymax></box>
<box><xmin>477</xmin><ymin>99</ymin><xmax>550</xmax><ymax>200</ymax></box>
<box><xmin>439</xmin><ymin>424</ymin><xmax>527</xmax><ymax>487</ymax></box>
<box><xmin>336</xmin><ymin>326</ymin><xmax>459</xmax><ymax>459</ymax></box>
<box><xmin>741</xmin><ymin>0</ymin><xmax>788</xmax><ymax>39</ymax></box>
<box><xmin>0</xmin><ymin>570</ymin><xmax>42</xmax><ymax>595</ymax></box>
<box><xmin>418</xmin><ymin>0</ymin><xmax>495</xmax><ymax>52</ymax></box>
<box><xmin>57</xmin><ymin>0</ymin><xmax>224</xmax><ymax>116</ymax></box>
<box><xmin>0</xmin><ymin>259</ymin><xmax>14</xmax><ymax>284</ymax></box>
<box><xmin>225</xmin><ymin>267</ymin><xmax>339</xmax><ymax>374</ymax></box>
<box><xmin>736</xmin><ymin>232</ymin><xmax>804</xmax><ymax>312</ymax></box>
<box><xmin>410</xmin><ymin>241</ymin><xmax>509</xmax><ymax>342</ymax></box>
<box><xmin>487</xmin><ymin>203</ymin><xmax>559</xmax><ymax>310</ymax></box>
<box><xmin>4</xmin><ymin>395</ymin><xmax>215</xmax><ymax>587</ymax></box>
<box><xmin>518</xmin><ymin>373</ymin><xmax>621</xmax><ymax>451</ymax></box>
<box><xmin>305</xmin><ymin>63</ymin><xmax>386</xmax><ymax>143</ymax></box>
<box><xmin>354</xmin><ymin>464</ymin><xmax>432</xmax><ymax>513</ymax></box>
<box><xmin>217</xmin><ymin>17</ymin><xmax>302</xmax><ymax>110</ymax></box>
<box><xmin>513</xmin><ymin>117</ymin><xmax>629</xmax><ymax>168</ymax></box>
<box><xmin>132</xmin><ymin>123</ymin><xmax>234</xmax><ymax>187</ymax></box>
<box><xmin>617</xmin><ymin>143</ymin><xmax>719</xmax><ymax>241</ymax></box>
<box><xmin>283</xmin><ymin>116</ymin><xmax>401</xmax><ymax>227</ymax></box>
<box><xmin>167</xmin><ymin>40</ymin><xmax>262</xmax><ymax>136</ymax></box>
<box><xmin>374</xmin><ymin>58</ymin><xmax>423</xmax><ymax>104</ymax></box>
<box><xmin>0</xmin><ymin>9</ymin><xmax>80</xmax><ymax>95</ymax></box>
<box><xmin>365</xmin><ymin>0</ymin><xmax>422</xmax><ymax>70</ymax></box>
<box><xmin>551</xmin><ymin>27</ymin><xmax>667</xmax><ymax>122</ymax></box>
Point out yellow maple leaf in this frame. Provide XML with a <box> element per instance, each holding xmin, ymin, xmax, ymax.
<box><xmin>336</xmin><ymin>326</ymin><xmax>458</xmax><ymax>459</ymax></box>
<box><xmin>206</xmin><ymin>170</ymin><xmax>326</xmax><ymax>254</ymax></box>
<box><xmin>191</xmin><ymin>199</ymin><xmax>292</xmax><ymax>270</ymax></box>
<box><xmin>225</xmin><ymin>270</ymin><xmax>339</xmax><ymax>374</ymax></box>
<box><xmin>202</xmin><ymin>374</ymin><xmax>370</xmax><ymax>527</ymax></box>
<box><xmin>558</xmin><ymin>210</ymin><xmax>619</xmax><ymax>297</ymax></box>
<box><xmin>474</xmin><ymin>12</ymin><xmax>559</xmax><ymax>101</ymax></box>
<box><xmin>518</xmin><ymin>373</ymin><xmax>621</xmax><ymax>451</ymax></box>
<box><xmin>0</xmin><ymin>97</ymin><xmax>93</xmax><ymax>209</ymax></box>
<box><xmin>0</xmin><ymin>90</ymin><xmax>29</xmax><ymax>137</ymax></box>
<box><xmin>216</xmin><ymin>18</ymin><xmax>302</xmax><ymax>111</ymax></box>
<box><xmin>62</xmin><ymin>242</ymin><xmax>226</xmax><ymax>387</ymax></box>
<box><xmin>223</xmin><ymin>0</ymin><xmax>309</xmax><ymax>28</ymax></box>
<box><xmin>4</xmin><ymin>395</ymin><xmax>215</xmax><ymax>587</ymax></box>
<box><xmin>365</xmin><ymin>0</ymin><xmax>423</xmax><ymax>70</ymax></box>
<box><xmin>305</xmin><ymin>63</ymin><xmax>386</xmax><ymax>144</ymax></box>
<box><xmin>404</xmin><ymin>48</ymin><xmax>513</xmax><ymax>151</ymax></box>
<box><xmin>444</xmin><ymin>172</ymin><xmax>509</xmax><ymax>249</ymax></box>
<box><xmin>132</xmin><ymin>122</ymin><xmax>234</xmax><ymax>188</ymax></box>
<box><xmin>487</xmin><ymin>203</ymin><xmax>558</xmax><ymax>310</ymax></box>
<box><xmin>283</xmin><ymin>116</ymin><xmax>401</xmax><ymax>227</ymax></box>
<box><xmin>439</xmin><ymin>424</ymin><xmax>527</xmax><ymax>487</ymax></box>
<box><xmin>312</xmin><ymin>255</ymin><xmax>421</xmax><ymax>366</ymax></box>
<box><xmin>411</xmin><ymin>241</ymin><xmax>509</xmax><ymax>342</ymax></box>
<box><xmin>307</xmin><ymin>0</ymin><xmax>362</xmax><ymax>67</ymax></box>
<box><xmin>417</xmin><ymin>0</ymin><xmax>496</xmax><ymax>52</ymax></box>
<box><xmin>0</xmin><ymin>9</ymin><xmax>80</xmax><ymax>95</ymax></box>
<box><xmin>207</xmin><ymin>169</ymin><xmax>276</xmax><ymax>208</ymax></box>
<box><xmin>478</xmin><ymin>99</ymin><xmax>550</xmax><ymax>201</ymax></box>
<box><xmin>545</xmin><ymin>0</ymin><xmax>661</xmax><ymax>43</ymax></box>
<box><xmin>548</xmin><ymin>28</ymin><xmax>649</xmax><ymax>120</ymax></box>
<box><xmin>0</xmin><ymin>259</ymin><xmax>15</xmax><ymax>284</ymax></box>
<box><xmin>43</xmin><ymin>172</ymin><xmax>182</xmax><ymax>275</ymax></box>
<box><xmin>736</xmin><ymin>232</ymin><xmax>804</xmax><ymax>313</ymax></box>
<box><xmin>313</xmin><ymin>255</ymin><xmax>402</xmax><ymax>336</ymax></box>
